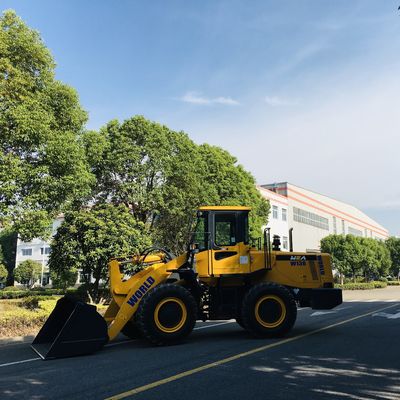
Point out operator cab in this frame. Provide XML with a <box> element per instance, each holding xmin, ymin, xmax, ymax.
<box><xmin>192</xmin><ymin>206</ymin><xmax>251</xmax><ymax>277</ymax></box>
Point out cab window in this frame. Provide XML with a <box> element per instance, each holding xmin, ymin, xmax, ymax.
<box><xmin>215</xmin><ymin>213</ymin><xmax>236</xmax><ymax>246</ymax></box>
<box><xmin>193</xmin><ymin>212</ymin><xmax>208</xmax><ymax>251</ymax></box>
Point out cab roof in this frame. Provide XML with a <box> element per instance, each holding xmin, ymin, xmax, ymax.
<box><xmin>197</xmin><ymin>206</ymin><xmax>251</xmax><ymax>211</ymax></box>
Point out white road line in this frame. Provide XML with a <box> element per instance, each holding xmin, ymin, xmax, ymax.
<box><xmin>194</xmin><ymin>321</ymin><xmax>235</xmax><ymax>330</ymax></box>
<box><xmin>0</xmin><ymin>320</ymin><xmax>237</xmax><ymax>368</ymax></box>
<box><xmin>0</xmin><ymin>357</ymin><xmax>41</xmax><ymax>368</ymax></box>
<box><xmin>366</xmin><ymin>299</ymin><xmax>377</xmax><ymax>302</ymax></box>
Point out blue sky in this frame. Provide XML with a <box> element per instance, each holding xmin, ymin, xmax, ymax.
<box><xmin>3</xmin><ymin>1</ymin><xmax>400</xmax><ymax>235</ymax></box>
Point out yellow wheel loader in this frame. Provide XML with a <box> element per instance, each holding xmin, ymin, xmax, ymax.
<box><xmin>31</xmin><ymin>206</ymin><xmax>342</xmax><ymax>359</ymax></box>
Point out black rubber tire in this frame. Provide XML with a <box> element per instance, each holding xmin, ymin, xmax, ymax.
<box><xmin>121</xmin><ymin>320</ymin><xmax>142</xmax><ymax>339</ymax></box>
<box><xmin>136</xmin><ymin>283</ymin><xmax>197</xmax><ymax>345</ymax></box>
<box><xmin>236</xmin><ymin>315</ymin><xmax>245</xmax><ymax>329</ymax></box>
<box><xmin>241</xmin><ymin>282</ymin><xmax>297</xmax><ymax>338</ymax></box>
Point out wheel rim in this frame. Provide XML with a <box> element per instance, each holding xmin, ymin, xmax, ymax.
<box><xmin>255</xmin><ymin>295</ymin><xmax>286</xmax><ymax>328</ymax></box>
<box><xmin>154</xmin><ymin>297</ymin><xmax>187</xmax><ymax>333</ymax></box>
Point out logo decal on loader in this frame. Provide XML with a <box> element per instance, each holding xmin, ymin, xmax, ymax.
<box><xmin>127</xmin><ymin>276</ymin><xmax>155</xmax><ymax>306</ymax></box>
<box><xmin>290</xmin><ymin>256</ymin><xmax>306</xmax><ymax>266</ymax></box>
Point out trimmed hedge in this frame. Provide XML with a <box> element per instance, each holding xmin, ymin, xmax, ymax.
<box><xmin>336</xmin><ymin>281</ymin><xmax>387</xmax><ymax>290</ymax></box>
<box><xmin>0</xmin><ymin>298</ymin><xmax>58</xmax><ymax>337</ymax></box>
<box><xmin>0</xmin><ymin>288</ymin><xmax>77</xmax><ymax>299</ymax></box>
<box><xmin>387</xmin><ymin>281</ymin><xmax>400</xmax><ymax>286</ymax></box>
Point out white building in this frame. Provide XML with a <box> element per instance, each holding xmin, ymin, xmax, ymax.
<box><xmin>259</xmin><ymin>182</ymin><xmax>389</xmax><ymax>252</ymax></box>
<box><xmin>257</xmin><ymin>186</ymin><xmax>290</xmax><ymax>251</ymax></box>
<box><xmin>15</xmin><ymin>217</ymin><xmax>64</xmax><ymax>286</ymax></box>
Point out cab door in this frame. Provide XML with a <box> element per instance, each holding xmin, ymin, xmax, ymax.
<box><xmin>211</xmin><ymin>212</ymin><xmax>249</xmax><ymax>275</ymax></box>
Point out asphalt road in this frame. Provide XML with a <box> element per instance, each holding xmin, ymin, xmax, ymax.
<box><xmin>1</xmin><ymin>289</ymin><xmax>400</xmax><ymax>400</ymax></box>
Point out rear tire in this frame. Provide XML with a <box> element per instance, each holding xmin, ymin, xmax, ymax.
<box><xmin>241</xmin><ymin>282</ymin><xmax>297</xmax><ymax>338</ymax></box>
<box><xmin>137</xmin><ymin>284</ymin><xmax>197</xmax><ymax>345</ymax></box>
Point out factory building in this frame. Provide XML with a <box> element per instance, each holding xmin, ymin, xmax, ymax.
<box><xmin>259</xmin><ymin>182</ymin><xmax>389</xmax><ymax>252</ymax></box>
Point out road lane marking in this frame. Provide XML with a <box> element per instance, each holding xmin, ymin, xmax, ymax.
<box><xmin>0</xmin><ymin>357</ymin><xmax>41</xmax><ymax>368</ymax></box>
<box><xmin>194</xmin><ymin>321</ymin><xmax>235</xmax><ymax>330</ymax></box>
<box><xmin>104</xmin><ymin>303</ymin><xmax>398</xmax><ymax>400</ymax></box>
<box><xmin>0</xmin><ymin>320</ymin><xmax>237</xmax><ymax>368</ymax></box>
<box><xmin>372</xmin><ymin>309</ymin><xmax>400</xmax><ymax>319</ymax></box>
<box><xmin>311</xmin><ymin>310</ymin><xmax>337</xmax><ymax>316</ymax></box>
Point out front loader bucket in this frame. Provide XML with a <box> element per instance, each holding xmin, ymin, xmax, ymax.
<box><xmin>31</xmin><ymin>296</ymin><xmax>109</xmax><ymax>360</ymax></box>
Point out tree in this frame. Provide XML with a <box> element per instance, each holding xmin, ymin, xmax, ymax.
<box><xmin>83</xmin><ymin>116</ymin><xmax>270</xmax><ymax>253</ymax></box>
<box><xmin>50</xmin><ymin>268</ymin><xmax>78</xmax><ymax>290</ymax></box>
<box><xmin>48</xmin><ymin>204</ymin><xmax>151</xmax><ymax>301</ymax></box>
<box><xmin>14</xmin><ymin>259</ymin><xmax>42</xmax><ymax>288</ymax></box>
<box><xmin>385</xmin><ymin>237</ymin><xmax>400</xmax><ymax>279</ymax></box>
<box><xmin>0</xmin><ymin>228</ymin><xmax>18</xmax><ymax>285</ymax></box>
<box><xmin>321</xmin><ymin>235</ymin><xmax>351</xmax><ymax>283</ymax></box>
<box><xmin>321</xmin><ymin>234</ymin><xmax>391</xmax><ymax>282</ymax></box>
<box><xmin>0</xmin><ymin>263</ymin><xmax>7</xmax><ymax>284</ymax></box>
<box><xmin>0</xmin><ymin>10</ymin><xmax>93</xmax><ymax>241</ymax></box>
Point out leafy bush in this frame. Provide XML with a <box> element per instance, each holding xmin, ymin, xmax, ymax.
<box><xmin>372</xmin><ymin>281</ymin><xmax>387</xmax><ymax>288</ymax></box>
<box><xmin>19</xmin><ymin>296</ymin><xmax>56</xmax><ymax>310</ymax></box>
<box><xmin>3</xmin><ymin>286</ymin><xmax>21</xmax><ymax>291</ymax></box>
<box><xmin>0</xmin><ymin>298</ymin><xmax>58</xmax><ymax>337</ymax></box>
<box><xmin>0</xmin><ymin>288</ymin><xmax>78</xmax><ymax>299</ymax></box>
<box><xmin>336</xmin><ymin>281</ymin><xmax>387</xmax><ymax>290</ymax></box>
<box><xmin>387</xmin><ymin>281</ymin><xmax>400</xmax><ymax>286</ymax></box>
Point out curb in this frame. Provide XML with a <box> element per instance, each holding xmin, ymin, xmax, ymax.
<box><xmin>0</xmin><ymin>335</ymin><xmax>35</xmax><ymax>347</ymax></box>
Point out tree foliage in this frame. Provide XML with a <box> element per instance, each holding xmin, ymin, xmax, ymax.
<box><xmin>0</xmin><ymin>263</ymin><xmax>7</xmax><ymax>283</ymax></box>
<box><xmin>386</xmin><ymin>237</ymin><xmax>400</xmax><ymax>278</ymax></box>
<box><xmin>0</xmin><ymin>10</ymin><xmax>93</xmax><ymax>241</ymax></box>
<box><xmin>48</xmin><ymin>204</ymin><xmax>151</xmax><ymax>300</ymax></box>
<box><xmin>321</xmin><ymin>234</ymin><xmax>391</xmax><ymax>282</ymax></box>
<box><xmin>83</xmin><ymin>116</ymin><xmax>269</xmax><ymax>253</ymax></box>
<box><xmin>14</xmin><ymin>259</ymin><xmax>42</xmax><ymax>287</ymax></box>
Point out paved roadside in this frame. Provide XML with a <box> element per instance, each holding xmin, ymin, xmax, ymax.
<box><xmin>343</xmin><ymin>286</ymin><xmax>400</xmax><ymax>301</ymax></box>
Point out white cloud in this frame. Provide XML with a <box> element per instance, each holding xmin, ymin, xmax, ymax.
<box><xmin>180</xmin><ymin>91</ymin><xmax>239</xmax><ymax>106</ymax></box>
<box><xmin>264</xmin><ymin>96</ymin><xmax>299</xmax><ymax>106</ymax></box>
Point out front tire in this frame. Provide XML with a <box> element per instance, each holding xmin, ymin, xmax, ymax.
<box><xmin>241</xmin><ymin>283</ymin><xmax>297</xmax><ymax>338</ymax></box>
<box><xmin>136</xmin><ymin>284</ymin><xmax>197</xmax><ymax>345</ymax></box>
<box><xmin>121</xmin><ymin>319</ymin><xmax>142</xmax><ymax>339</ymax></box>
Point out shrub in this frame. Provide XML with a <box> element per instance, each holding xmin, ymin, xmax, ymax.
<box><xmin>387</xmin><ymin>281</ymin><xmax>400</xmax><ymax>286</ymax></box>
<box><xmin>372</xmin><ymin>281</ymin><xmax>387</xmax><ymax>288</ymax></box>
<box><xmin>19</xmin><ymin>296</ymin><xmax>56</xmax><ymax>310</ymax></box>
<box><xmin>0</xmin><ymin>287</ymin><xmax>78</xmax><ymax>299</ymax></box>
<box><xmin>336</xmin><ymin>281</ymin><xmax>387</xmax><ymax>290</ymax></box>
<box><xmin>3</xmin><ymin>286</ymin><xmax>21</xmax><ymax>291</ymax></box>
<box><xmin>0</xmin><ymin>298</ymin><xmax>58</xmax><ymax>337</ymax></box>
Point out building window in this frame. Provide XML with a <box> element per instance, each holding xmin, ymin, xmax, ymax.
<box><xmin>272</xmin><ymin>205</ymin><xmax>278</xmax><ymax>219</ymax></box>
<box><xmin>282</xmin><ymin>208</ymin><xmax>287</xmax><ymax>222</ymax></box>
<box><xmin>282</xmin><ymin>236</ymin><xmax>288</xmax><ymax>250</ymax></box>
<box><xmin>348</xmin><ymin>227</ymin><xmax>363</xmax><ymax>237</ymax></box>
<box><xmin>342</xmin><ymin>220</ymin><xmax>345</xmax><ymax>234</ymax></box>
<box><xmin>333</xmin><ymin>216</ymin><xmax>337</xmax><ymax>234</ymax></box>
<box><xmin>41</xmin><ymin>247</ymin><xmax>51</xmax><ymax>255</ymax></box>
<box><xmin>293</xmin><ymin>207</ymin><xmax>329</xmax><ymax>230</ymax></box>
<box><xmin>21</xmin><ymin>248</ymin><xmax>32</xmax><ymax>256</ymax></box>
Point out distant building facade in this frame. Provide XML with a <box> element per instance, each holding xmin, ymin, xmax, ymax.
<box><xmin>15</xmin><ymin>217</ymin><xmax>64</xmax><ymax>286</ymax></box>
<box><xmin>259</xmin><ymin>182</ymin><xmax>389</xmax><ymax>252</ymax></box>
